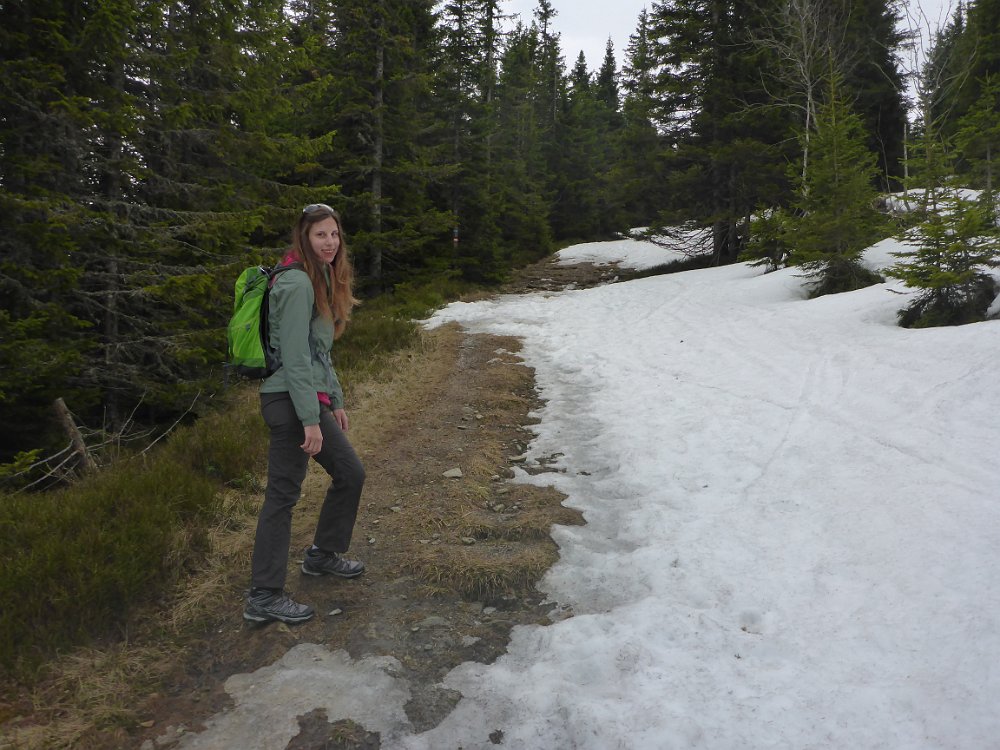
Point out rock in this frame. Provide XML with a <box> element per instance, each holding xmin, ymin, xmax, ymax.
<box><xmin>328</xmin><ymin>608</ymin><xmax>343</xmax><ymax>616</ymax></box>
<box><xmin>443</xmin><ymin>468</ymin><xmax>464</xmax><ymax>479</ymax></box>
<box><xmin>418</xmin><ymin>616</ymin><xmax>449</xmax><ymax>628</ymax></box>
<box><xmin>460</xmin><ymin>537</ymin><xmax>477</xmax><ymax>545</ymax></box>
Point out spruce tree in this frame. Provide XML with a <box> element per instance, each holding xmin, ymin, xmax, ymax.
<box><xmin>615</xmin><ymin>9</ymin><xmax>666</xmax><ymax>227</ymax></box>
<box><xmin>0</xmin><ymin>0</ymin><xmax>326</xmax><ymax>460</ymax></box>
<box><xmin>549</xmin><ymin>52</ymin><xmax>602</xmax><ymax>239</ymax></box>
<box><xmin>786</xmin><ymin>76</ymin><xmax>888</xmax><ymax>296</ymax></box>
<box><xmin>438</xmin><ymin>0</ymin><xmax>506</xmax><ymax>281</ymax></box>
<box><xmin>954</xmin><ymin>73</ymin><xmax>1000</xmax><ymax>199</ymax></box>
<box><xmin>843</xmin><ymin>0</ymin><xmax>908</xmax><ymax>188</ymax></box>
<box><xmin>647</xmin><ymin>0</ymin><xmax>792</xmax><ymax>264</ymax></box>
<box><xmin>492</xmin><ymin>23</ymin><xmax>553</xmax><ymax>262</ymax></box>
<box><xmin>320</xmin><ymin>0</ymin><xmax>452</xmax><ymax>288</ymax></box>
<box><xmin>0</xmin><ymin>0</ymin><xmax>146</xmax><ymax>456</ymax></box>
<box><xmin>595</xmin><ymin>39</ymin><xmax>621</xmax><ymax>115</ymax></box>
<box><xmin>886</xmin><ymin>124</ymin><xmax>1000</xmax><ymax>327</ymax></box>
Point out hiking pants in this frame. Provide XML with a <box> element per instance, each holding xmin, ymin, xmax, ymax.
<box><xmin>250</xmin><ymin>392</ymin><xmax>365</xmax><ymax>590</ymax></box>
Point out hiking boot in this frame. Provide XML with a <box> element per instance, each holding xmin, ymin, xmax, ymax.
<box><xmin>243</xmin><ymin>588</ymin><xmax>314</xmax><ymax>624</ymax></box>
<box><xmin>301</xmin><ymin>547</ymin><xmax>365</xmax><ymax>578</ymax></box>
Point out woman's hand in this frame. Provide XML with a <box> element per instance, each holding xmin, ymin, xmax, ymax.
<box><xmin>333</xmin><ymin>408</ymin><xmax>349</xmax><ymax>431</ymax></box>
<box><xmin>301</xmin><ymin>423</ymin><xmax>322</xmax><ymax>455</ymax></box>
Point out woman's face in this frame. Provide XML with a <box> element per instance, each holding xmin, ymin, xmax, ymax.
<box><xmin>307</xmin><ymin>217</ymin><xmax>341</xmax><ymax>265</ymax></box>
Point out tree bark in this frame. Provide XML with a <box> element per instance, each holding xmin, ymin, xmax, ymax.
<box><xmin>54</xmin><ymin>398</ymin><xmax>95</xmax><ymax>473</ymax></box>
<box><xmin>371</xmin><ymin>8</ymin><xmax>385</xmax><ymax>281</ymax></box>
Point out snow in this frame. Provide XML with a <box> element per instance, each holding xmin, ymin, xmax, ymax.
<box><xmin>174</xmin><ymin>233</ymin><xmax>1000</xmax><ymax>750</ymax></box>
<box><xmin>412</xmin><ymin>236</ymin><xmax>1000</xmax><ymax>749</ymax></box>
<box><xmin>883</xmin><ymin>187</ymin><xmax>983</xmax><ymax>215</ymax></box>
<box><xmin>559</xmin><ymin>225</ymin><xmax>711</xmax><ymax>270</ymax></box>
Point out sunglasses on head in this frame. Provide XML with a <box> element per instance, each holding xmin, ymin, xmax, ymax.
<box><xmin>303</xmin><ymin>203</ymin><xmax>335</xmax><ymax>214</ymax></box>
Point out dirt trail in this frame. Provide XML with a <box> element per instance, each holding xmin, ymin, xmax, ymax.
<box><xmin>126</xmin><ymin>257</ymin><xmax>619</xmax><ymax>749</ymax></box>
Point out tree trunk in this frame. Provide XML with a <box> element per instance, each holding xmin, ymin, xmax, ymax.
<box><xmin>371</xmin><ymin>27</ymin><xmax>385</xmax><ymax>281</ymax></box>
<box><xmin>54</xmin><ymin>397</ymin><xmax>95</xmax><ymax>473</ymax></box>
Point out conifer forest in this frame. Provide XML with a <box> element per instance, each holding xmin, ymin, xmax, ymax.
<box><xmin>2</xmin><ymin>0</ymin><xmax>999</xmax><ymax>467</ymax></box>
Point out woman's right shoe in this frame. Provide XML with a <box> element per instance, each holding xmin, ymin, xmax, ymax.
<box><xmin>301</xmin><ymin>547</ymin><xmax>366</xmax><ymax>578</ymax></box>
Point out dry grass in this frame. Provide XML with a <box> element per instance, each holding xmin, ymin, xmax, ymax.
<box><xmin>0</xmin><ymin>330</ymin><xmax>443</xmax><ymax>750</ymax></box>
<box><xmin>0</xmin><ymin>320</ymin><xmax>585</xmax><ymax>749</ymax></box>
<box><xmin>404</xmin><ymin>541</ymin><xmax>559</xmax><ymax>600</ymax></box>
<box><xmin>3</xmin><ymin>645</ymin><xmax>172</xmax><ymax>750</ymax></box>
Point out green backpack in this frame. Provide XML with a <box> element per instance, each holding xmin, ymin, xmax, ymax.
<box><xmin>226</xmin><ymin>261</ymin><xmax>303</xmax><ymax>379</ymax></box>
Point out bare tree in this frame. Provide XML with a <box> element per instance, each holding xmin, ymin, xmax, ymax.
<box><xmin>751</xmin><ymin>0</ymin><xmax>855</xmax><ymax>194</ymax></box>
<box><xmin>896</xmin><ymin>1</ymin><xmax>969</xmax><ymax>195</ymax></box>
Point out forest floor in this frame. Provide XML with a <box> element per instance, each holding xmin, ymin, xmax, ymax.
<box><xmin>2</xmin><ymin>254</ymin><xmax>621</xmax><ymax>750</ymax></box>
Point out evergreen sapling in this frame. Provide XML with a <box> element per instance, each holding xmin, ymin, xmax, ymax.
<box><xmin>886</xmin><ymin>119</ymin><xmax>1000</xmax><ymax>327</ymax></box>
<box><xmin>785</xmin><ymin>75</ymin><xmax>888</xmax><ymax>296</ymax></box>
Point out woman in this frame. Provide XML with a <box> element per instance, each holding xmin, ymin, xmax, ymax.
<box><xmin>244</xmin><ymin>203</ymin><xmax>366</xmax><ymax>625</ymax></box>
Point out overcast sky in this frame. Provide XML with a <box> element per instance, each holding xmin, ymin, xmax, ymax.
<box><xmin>501</xmin><ymin>0</ymin><xmax>957</xmax><ymax>77</ymax></box>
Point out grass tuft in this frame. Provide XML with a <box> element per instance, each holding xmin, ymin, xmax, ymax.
<box><xmin>405</xmin><ymin>541</ymin><xmax>558</xmax><ymax>601</ymax></box>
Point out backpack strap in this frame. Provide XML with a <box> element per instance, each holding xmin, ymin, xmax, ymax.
<box><xmin>267</xmin><ymin>260</ymin><xmax>305</xmax><ymax>287</ymax></box>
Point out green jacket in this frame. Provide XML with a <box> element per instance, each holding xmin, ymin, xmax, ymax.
<box><xmin>259</xmin><ymin>266</ymin><xmax>344</xmax><ymax>425</ymax></box>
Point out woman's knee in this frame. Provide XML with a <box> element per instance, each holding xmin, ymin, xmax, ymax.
<box><xmin>341</xmin><ymin>457</ymin><xmax>365</xmax><ymax>492</ymax></box>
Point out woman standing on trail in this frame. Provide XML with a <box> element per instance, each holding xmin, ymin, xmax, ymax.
<box><xmin>244</xmin><ymin>203</ymin><xmax>366</xmax><ymax>625</ymax></box>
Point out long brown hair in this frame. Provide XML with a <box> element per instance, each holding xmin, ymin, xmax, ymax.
<box><xmin>290</xmin><ymin>204</ymin><xmax>359</xmax><ymax>339</ymax></box>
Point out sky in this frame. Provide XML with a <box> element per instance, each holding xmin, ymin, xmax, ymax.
<box><xmin>173</xmin><ymin>224</ymin><xmax>1000</xmax><ymax>749</ymax></box>
<box><xmin>502</xmin><ymin>0</ymin><xmax>956</xmax><ymax>77</ymax></box>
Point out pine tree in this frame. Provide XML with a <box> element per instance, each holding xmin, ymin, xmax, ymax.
<box><xmin>492</xmin><ymin>23</ymin><xmax>553</xmax><ymax>261</ymax></box>
<box><xmin>595</xmin><ymin>38</ymin><xmax>621</xmax><ymax>115</ymax></box>
<box><xmin>951</xmin><ymin>0</ymin><xmax>1000</xmax><ymax>127</ymax></box>
<box><xmin>647</xmin><ymin>0</ymin><xmax>792</xmax><ymax>264</ymax></box>
<box><xmin>750</xmin><ymin>0</ymin><xmax>905</xmax><ymax>193</ymax></box>
<box><xmin>842</xmin><ymin>0</ymin><xmax>908</xmax><ymax>188</ymax></box>
<box><xmin>0</xmin><ymin>0</ymin><xmax>145</xmax><ymax>456</ymax></box>
<box><xmin>320</xmin><ymin>0</ymin><xmax>452</xmax><ymax>288</ymax></box>
<box><xmin>954</xmin><ymin>73</ymin><xmax>1000</xmax><ymax>199</ymax></box>
<box><xmin>438</xmin><ymin>0</ymin><xmax>507</xmax><ymax>281</ymax></box>
<box><xmin>0</xmin><ymin>0</ymin><xmax>324</xmax><ymax>460</ymax></box>
<box><xmin>886</xmin><ymin>123</ymin><xmax>1000</xmax><ymax>327</ymax></box>
<box><xmin>925</xmin><ymin>0</ymin><xmax>1000</xmax><ymax>146</ymax></box>
<box><xmin>549</xmin><ymin>52</ymin><xmax>602</xmax><ymax>238</ymax></box>
<box><xmin>785</xmin><ymin>76</ymin><xmax>888</xmax><ymax>295</ymax></box>
<box><xmin>615</xmin><ymin>9</ymin><xmax>666</xmax><ymax>227</ymax></box>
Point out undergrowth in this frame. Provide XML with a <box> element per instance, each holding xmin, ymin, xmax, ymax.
<box><xmin>0</xmin><ymin>277</ymin><xmax>469</xmax><ymax>681</ymax></box>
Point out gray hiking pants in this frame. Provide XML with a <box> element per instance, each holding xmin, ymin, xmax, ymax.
<box><xmin>250</xmin><ymin>392</ymin><xmax>365</xmax><ymax>590</ymax></box>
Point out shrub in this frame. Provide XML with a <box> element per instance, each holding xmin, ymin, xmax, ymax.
<box><xmin>0</xmin><ymin>458</ymin><xmax>218</xmax><ymax>674</ymax></box>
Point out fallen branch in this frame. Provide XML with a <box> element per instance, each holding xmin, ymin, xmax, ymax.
<box><xmin>137</xmin><ymin>390</ymin><xmax>203</xmax><ymax>457</ymax></box>
<box><xmin>53</xmin><ymin>397</ymin><xmax>95</xmax><ymax>474</ymax></box>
